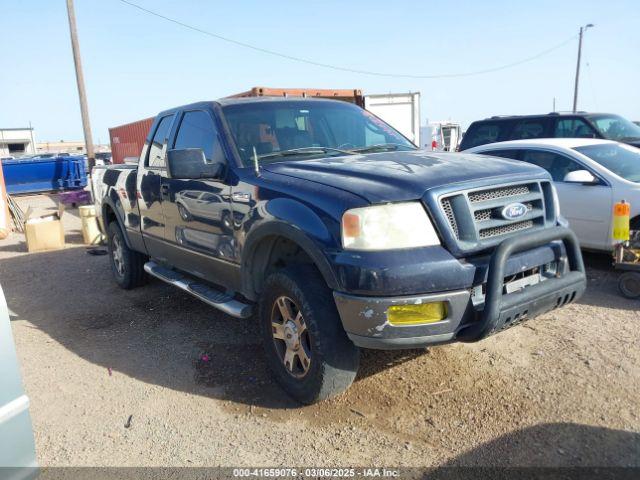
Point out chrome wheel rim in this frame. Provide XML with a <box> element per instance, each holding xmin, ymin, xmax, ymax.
<box><xmin>111</xmin><ymin>234</ymin><xmax>125</xmax><ymax>276</ymax></box>
<box><xmin>271</xmin><ymin>296</ymin><xmax>311</xmax><ymax>378</ymax></box>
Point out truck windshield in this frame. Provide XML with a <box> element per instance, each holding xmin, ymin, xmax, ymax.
<box><xmin>574</xmin><ymin>143</ymin><xmax>640</xmax><ymax>183</ymax></box>
<box><xmin>221</xmin><ymin>100</ymin><xmax>416</xmax><ymax>165</ymax></box>
<box><xmin>587</xmin><ymin>114</ymin><xmax>640</xmax><ymax>142</ymax></box>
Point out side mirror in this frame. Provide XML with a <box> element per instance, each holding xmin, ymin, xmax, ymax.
<box><xmin>563</xmin><ymin>169</ymin><xmax>598</xmax><ymax>184</ymax></box>
<box><xmin>166</xmin><ymin>148</ymin><xmax>223</xmax><ymax>179</ymax></box>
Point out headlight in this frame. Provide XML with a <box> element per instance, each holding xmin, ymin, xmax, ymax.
<box><xmin>341</xmin><ymin>202</ymin><xmax>440</xmax><ymax>250</ymax></box>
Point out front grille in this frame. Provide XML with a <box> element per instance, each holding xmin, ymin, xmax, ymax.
<box><xmin>438</xmin><ymin>181</ymin><xmax>555</xmax><ymax>249</ymax></box>
<box><xmin>479</xmin><ymin>219</ymin><xmax>534</xmax><ymax>238</ymax></box>
<box><xmin>474</xmin><ymin>208</ymin><xmax>493</xmax><ymax>222</ymax></box>
<box><xmin>468</xmin><ymin>185</ymin><xmax>530</xmax><ymax>203</ymax></box>
<box><xmin>474</xmin><ymin>202</ymin><xmax>533</xmax><ymax>222</ymax></box>
<box><xmin>441</xmin><ymin>198</ymin><xmax>459</xmax><ymax>238</ymax></box>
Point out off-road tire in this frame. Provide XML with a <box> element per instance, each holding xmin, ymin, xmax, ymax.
<box><xmin>107</xmin><ymin>221</ymin><xmax>147</xmax><ymax>289</ymax></box>
<box><xmin>259</xmin><ymin>265</ymin><xmax>360</xmax><ymax>404</ymax></box>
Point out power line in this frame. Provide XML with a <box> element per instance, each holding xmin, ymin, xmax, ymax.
<box><xmin>118</xmin><ymin>0</ymin><xmax>577</xmax><ymax>79</ymax></box>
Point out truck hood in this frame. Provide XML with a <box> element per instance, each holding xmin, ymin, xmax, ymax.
<box><xmin>262</xmin><ymin>150</ymin><xmax>548</xmax><ymax>203</ymax></box>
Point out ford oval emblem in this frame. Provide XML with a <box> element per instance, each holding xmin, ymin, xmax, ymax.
<box><xmin>501</xmin><ymin>202</ymin><xmax>528</xmax><ymax>221</ymax></box>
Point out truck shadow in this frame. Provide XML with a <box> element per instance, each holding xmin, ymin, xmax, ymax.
<box><xmin>0</xmin><ymin>246</ymin><xmax>423</xmax><ymax>410</ymax></box>
<box><xmin>425</xmin><ymin>423</ymin><xmax>639</xmax><ymax>477</ymax></box>
<box><xmin>1</xmin><ymin>246</ymin><xmax>633</xmax><ymax>411</ymax></box>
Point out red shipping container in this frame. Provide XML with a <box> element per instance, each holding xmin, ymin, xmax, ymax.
<box><xmin>108</xmin><ymin>117</ymin><xmax>154</xmax><ymax>164</ymax></box>
<box><xmin>228</xmin><ymin>86</ymin><xmax>365</xmax><ymax>107</ymax></box>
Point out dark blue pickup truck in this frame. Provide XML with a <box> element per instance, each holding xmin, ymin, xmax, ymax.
<box><xmin>93</xmin><ymin>97</ymin><xmax>586</xmax><ymax>404</ymax></box>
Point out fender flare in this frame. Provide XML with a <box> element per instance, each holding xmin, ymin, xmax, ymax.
<box><xmin>102</xmin><ymin>194</ymin><xmax>133</xmax><ymax>249</ymax></box>
<box><xmin>241</xmin><ymin>220</ymin><xmax>340</xmax><ymax>300</ymax></box>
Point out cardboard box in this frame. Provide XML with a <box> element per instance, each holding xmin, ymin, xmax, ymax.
<box><xmin>79</xmin><ymin>205</ymin><xmax>102</xmax><ymax>245</ymax></box>
<box><xmin>24</xmin><ymin>205</ymin><xmax>65</xmax><ymax>253</ymax></box>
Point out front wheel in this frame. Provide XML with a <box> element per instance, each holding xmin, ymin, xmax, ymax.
<box><xmin>259</xmin><ymin>265</ymin><xmax>360</xmax><ymax>404</ymax></box>
<box><xmin>107</xmin><ymin>221</ymin><xmax>147</xmax><ymax>289</ymax></box>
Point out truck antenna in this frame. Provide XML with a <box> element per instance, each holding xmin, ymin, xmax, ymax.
<box><xmin>252</xmin><ymin>146</ymin><xmax>261</xmax><ymax>177</ymax></box>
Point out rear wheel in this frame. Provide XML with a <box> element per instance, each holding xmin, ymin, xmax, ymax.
<box><xmin>259</xmin><ymin>265</ymin><xmax>359</xmax><ymax>404</ymax></box>
<box><xmin>107</xmin><ymin>221</ymin><xmax>147</xmax><ymax>289</ymax></box>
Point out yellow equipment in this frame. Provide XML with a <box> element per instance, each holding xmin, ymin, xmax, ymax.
<box><xmin>612</xmin><ymin>200</ymin><xmax>640</xmax><ymax>299</ymax></box>
<box><xmin>612</xmin><ymin>200</ymin><xmax>630</xmax><ymax>242</ymax></box>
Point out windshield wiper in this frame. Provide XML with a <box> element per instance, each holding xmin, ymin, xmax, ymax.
<box><xmin>349</xmin><ymin>143</ymin><xmax>414</xmax><ymax>153</ymax></box>
<box><xmin>257</xmin><ymin>146</ymin><xmax>354</xmax><ymax>160</ymax></box>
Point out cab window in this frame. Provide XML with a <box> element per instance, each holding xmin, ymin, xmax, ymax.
<box><xmin>147</xmin><ymin>115</ymin><xmax>174</xmax><ymax>168</ymax></box>
<box><xmin>173</xmin><ymin>110</ymin><xmax>225</xmax><ymax>164</ymax></box>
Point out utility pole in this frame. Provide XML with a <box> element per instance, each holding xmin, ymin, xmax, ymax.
<box><xmin>66</xmin><ymin>0</ymin><xmax>95</xmax><ymax>170</ymax></box>
<box><xmin>572</xmin><ymin>23</ymin><xmax>594</xmax><ymax>113</ymax></box>
<box><xmin>28</xmin><ymin>120</ymin><xmax>36</xmax><ymax>154</ymax></box>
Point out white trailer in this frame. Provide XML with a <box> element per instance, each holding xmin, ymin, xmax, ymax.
<box><xmin>364</xmin><ymin>92</ymin><xmax>420</xmax><ymax>146</ymax></box>
<box><xmin>422</xmin><ymin>121</ymin><xmax>462</xmax><ymax>152</ymax></box>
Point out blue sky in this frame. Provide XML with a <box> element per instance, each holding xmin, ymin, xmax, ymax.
<box><xmin>1</xmin><ymin>0</ymin><xmax>638</xmax><ymax>143</ymax></box>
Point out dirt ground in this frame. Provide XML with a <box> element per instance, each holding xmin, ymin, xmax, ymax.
<box><xmin>2</xmin><ymin>194</ymin><xmax>639</xmax><ymax>468</ymax></box>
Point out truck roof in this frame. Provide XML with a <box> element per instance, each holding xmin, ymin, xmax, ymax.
<box><xmin>217</xmin><ymin>96</ymin><xmax>348</xmax><ymax>106</ymax></box>
<box><xmin>157</xmin><ymin>96</ymin><xmax>348</xmax><ymax>116</ymax></box>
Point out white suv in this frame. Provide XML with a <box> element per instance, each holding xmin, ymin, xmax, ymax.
<box><xmin>468</xmin><ymin>139</ymin><xmax>640</xmax><ymax>251</ymax></box>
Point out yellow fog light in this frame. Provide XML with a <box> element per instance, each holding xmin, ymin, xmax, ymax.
<box><xmin>387</xmin><ymin>302</ymin><xmax>448</xmax><ymax>326</ymax></box>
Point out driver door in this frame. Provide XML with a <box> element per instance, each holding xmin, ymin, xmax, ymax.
<box><xmin>160</xmin><ymin>109</ymin><xmax>235</xmax><ymax>285</ymax></box>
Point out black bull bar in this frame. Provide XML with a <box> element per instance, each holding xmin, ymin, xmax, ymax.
<box><xmin>458</xmin><ymin>227</ymin><xmax>587</xmax><ymax>342</ymax></box>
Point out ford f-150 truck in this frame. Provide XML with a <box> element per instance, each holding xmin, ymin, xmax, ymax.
<box><xmin>93</xmin><ymin>97</ymin><xmax>587</xmax><ymax>404</ymax></box>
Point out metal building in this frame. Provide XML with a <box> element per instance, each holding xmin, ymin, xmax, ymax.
<box><xmin>0</xmin><ymin>127</ymin><xmax>37</xmax><ymax>158</ymax></box>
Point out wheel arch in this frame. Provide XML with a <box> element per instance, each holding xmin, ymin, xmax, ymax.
<box><xmin>102</xmin><ymin>196</ymin><xmax>133</xmax><ymax>249</ymax></box>
<box><xmin>241</xmin><ymin>221</ymin><xmax>339</xmax><ymax>302</ymax></box>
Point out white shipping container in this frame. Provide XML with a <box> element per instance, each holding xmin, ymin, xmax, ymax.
<box><xmin>364</xmin><ymin>93</ymin><xmax>420</xmax><ymax>146</ymax></box>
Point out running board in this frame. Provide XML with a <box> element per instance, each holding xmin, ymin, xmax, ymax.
<box><xmin>144</xmin><ymin>261</ymin><xmax>253</xmax><ymax>319</ymax></box>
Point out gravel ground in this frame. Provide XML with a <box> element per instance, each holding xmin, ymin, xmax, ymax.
<box><xmin>2</xmin><ymin>194</ymin><xmax>639</xmax><ymax>468</ymax></box>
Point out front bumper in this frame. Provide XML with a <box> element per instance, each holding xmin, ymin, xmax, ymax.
<box><xmin>334</xmin><ymin>227</ymin><xmax>586</xmax><ymax>350</ymax></box>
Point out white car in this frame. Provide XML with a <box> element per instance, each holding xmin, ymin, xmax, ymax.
<box><xmin>467</xmin><ymin>138</ymin><xmax>640</xmax><ymax>252</ymax></box>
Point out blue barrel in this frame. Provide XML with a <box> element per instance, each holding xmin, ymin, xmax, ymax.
<box><xmin>1</xmin><ymin>155</ymin><xmax>87</xmax><ymax>194</ymax></box>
